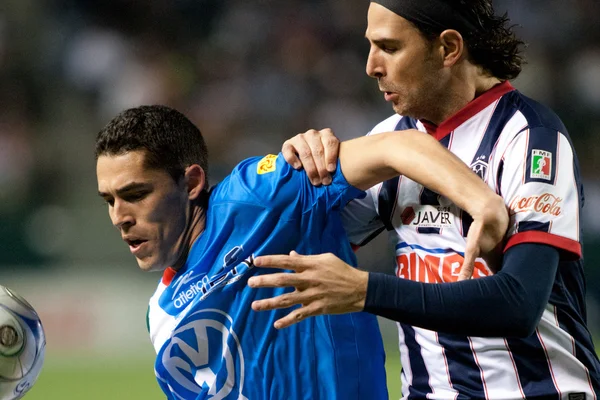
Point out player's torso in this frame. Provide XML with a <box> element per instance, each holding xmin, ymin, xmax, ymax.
<box><xmin>148</xmin><ymin>181</ymin><xmax>386</xmax><ymax>400</ymax></box>
<box><xmin>353</xmin><ymin>87</ymin><xmax>598</xmax><ymax>398</ymax></box>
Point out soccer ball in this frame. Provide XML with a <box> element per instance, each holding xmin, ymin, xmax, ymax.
<box><xmin>0</xmin><ymin>285</ymin><xmax>45</xmax><ymax>400</ymax></box>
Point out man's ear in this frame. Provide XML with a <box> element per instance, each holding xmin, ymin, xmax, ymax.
<box><xmin>184</xmin><ymin>164</ymin><xmax>206</xmax><ymax>201</ymax></box>
<box><xmin>439</xmin><ymin>29</ymin><xmax>465</xmax><ymax>68</ymax></box>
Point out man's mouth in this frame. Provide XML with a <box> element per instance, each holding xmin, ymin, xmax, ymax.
<box><xmin>384</xmin><ymin>92</ymin><xmax>398</xmax><ymax>102</ymax></box>
<box><xmin>124</xmin><ymin>238</ymin><xmax>148</xmax><ymax>255</ymax></box>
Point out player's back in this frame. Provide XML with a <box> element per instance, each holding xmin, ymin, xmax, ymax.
<box><xmin>148</xmin><ymin>155</ymin><xmax>387</xmax><ymax>400</ymax></box>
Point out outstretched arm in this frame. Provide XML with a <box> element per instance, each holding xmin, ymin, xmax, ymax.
<box><xmin>248</xmin><ymin>243</ymin><xmax>558</xmax><ymax>334</ymax></box>
<box><xmin>339</xmin><ymin>130</ymin><xmax>508</xmax><ymax>276</ymax></box>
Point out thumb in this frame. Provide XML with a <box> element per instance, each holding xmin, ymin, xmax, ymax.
<box><xmin>459</xmin><ymin>224</ymin><xmax>482</xmax><ymax>281</ymax></box>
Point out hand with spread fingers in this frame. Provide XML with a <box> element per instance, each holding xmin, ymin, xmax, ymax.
<box><xmin>248</xmin><ymin>251</ymin><xmax>368</xmax><ymax>329</ymax></box>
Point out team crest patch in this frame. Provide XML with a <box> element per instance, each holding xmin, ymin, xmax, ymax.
<box><xmin>257</xmin><ymin>154</ymin><xmax>277</xmax><ymax>175</ymax></box>
<box><xmin>530</xmin><ymin>149</ymin><xmax>552</xmax><ymax>180</ymax></box>
<box><xmin>470</xmin><ymin>157</ymin><xmax>488</xmax><ymax>180</ymax></box>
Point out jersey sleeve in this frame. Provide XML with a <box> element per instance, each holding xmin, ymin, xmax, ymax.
<box><xmin>219</xmin><ymin>153</ymin><xmax>364</xmax><ymax>217</ymax></box>
<box><xmin>341</xmin><ymin>188</ymin><xmax>386</xmax><ymax>247</ymax></box>
<box><xmin>499</xmin><ymin>126</ymin><xmax>582</xmax><ymax>260</ymax></box>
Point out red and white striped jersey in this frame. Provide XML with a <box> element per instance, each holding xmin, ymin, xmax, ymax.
<box><xmin>343</xmin><ymin>81</ymin><xmax>599</xmax><ymax>398</ymax></box>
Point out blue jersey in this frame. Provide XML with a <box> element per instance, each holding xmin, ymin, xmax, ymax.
<box><xmin>147</xmin><ymin>154</ymin><xmax>387</xmax><ymax>400</ymax></box>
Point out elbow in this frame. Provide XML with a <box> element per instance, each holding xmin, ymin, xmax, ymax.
<box><xmin>503</xmin><ymin>308</ymin><xmax>542</xmax><ymax>338</ymax></box>
<box><xmin>506</xmin><ymin>321</ymin><xmax>538</xmax><ymax>338</ymax></box>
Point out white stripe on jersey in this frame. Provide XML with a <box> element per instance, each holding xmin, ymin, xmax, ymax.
<box><xmin>397</xmin><ymin>324</ymin><xmax>412</xmax><ymax>400</ymax></box>
<box><xmin>536</xmin><ymin>305</ymin><xmax>597</xmax><ymax>398</ymax></box>
<box><xmin>415</xmin><ymin>328</ymin><xmax>457</xmax><ymax>399</ymax></box>
<box><xmin>467</xmin><ymin>337</ymin><xmax>524</xmax><ymax>399</ymax></box>
<box><xmin>445</xmin><ymin>100</ymin><xmax>499</xmax><ymax>166</ymax></box>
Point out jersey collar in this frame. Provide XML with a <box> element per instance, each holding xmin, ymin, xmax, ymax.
<box><xmin>420</xmin><ymin>80</ymin><xmax>515</xmax><ymax>141</ymax></box>
<box><xmin>162</xmin><ymin>267</ymin><xmax>178</xmax><ymax>286</ymax></box>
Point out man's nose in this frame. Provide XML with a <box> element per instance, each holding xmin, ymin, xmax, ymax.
<box><xmin>111</xmin><ymin>200</ymin><xmax>135</xmax><ymax>229</ymax></box>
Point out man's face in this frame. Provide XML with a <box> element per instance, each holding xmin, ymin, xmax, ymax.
<box><xmin>96</xmin><ymin>150</ymin><xmax>189</xmax><ymax>272</ymax></box>
<box><xmin>365</xmin><ymin>3</ymin><xmax>445</xmax><ymax>120</ymax></box>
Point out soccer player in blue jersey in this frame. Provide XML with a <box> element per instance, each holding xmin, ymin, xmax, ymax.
<box><xmin>95</xmin><ymin>105</ymin><xmax>507</xmax><ymax>399</ymax></box>
<box><xmin>249</xmin><ymin>1</ymin><xmax>600</xmax><ymax>398</ymax></box>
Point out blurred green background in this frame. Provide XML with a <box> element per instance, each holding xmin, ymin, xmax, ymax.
<box><xmin>0</xmin><ymin>0</ymin><xmax>599</xmax><ymax>399</ymax></box>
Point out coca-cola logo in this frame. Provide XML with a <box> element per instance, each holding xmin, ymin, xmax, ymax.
<box><xmin>509</xmin><ymin>193</ymin><xmax>562</xmax><ymax>216</ymax></box>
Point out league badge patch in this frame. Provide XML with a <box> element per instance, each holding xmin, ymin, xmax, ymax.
<box><xmin>530</xmin><ymin>149</ymin><xmax>552</xmax><ymax>180</ymax></box>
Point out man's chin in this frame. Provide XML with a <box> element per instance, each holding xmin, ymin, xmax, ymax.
<box><xmin>135</xmin><ymin>257</ymin><xmax>162</xmax><ymax>272</ymax></box>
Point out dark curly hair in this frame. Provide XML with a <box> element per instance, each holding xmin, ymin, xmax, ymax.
<box><xmin>413</xmin><ymin>0</ymin><xmax>525</xmax><ymax>80</ymax></box>
<box><xmin>95</xmin><ymin>105</ymin><xmax>209</xmax><ymax>186</ymax></box>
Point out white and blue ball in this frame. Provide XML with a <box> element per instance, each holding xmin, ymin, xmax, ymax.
<box><xmin>0</xmin><ymin>285</ymin><xmax>45</xmax><ymax>400</ymax></box>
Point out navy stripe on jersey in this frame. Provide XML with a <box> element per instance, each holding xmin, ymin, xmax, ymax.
<box><xmin>505</xmin><ymin>334</ymin><xmax>559</xmax><ymax>398</ymax></box>
<box><xmin>378</xmin><ymin>117</ymin><xmax>418</xmax><ymax>231</ymax></box>
<box><xmin>460</xmin><ymin>211</ymin><xmax>473</xmax><ymax>239</ymax></box>
<box><xmin>517</xmin><ymin>220</ymin><xmax>551</xmax><ymax>233</ymax></box>
<box><xmin>470</xmin><ymin>94</ymin><xmax>518</xmax><ymax>173</ymax></box>
<box><xmin>400</xmin><ymin>324</ymin><xmax>432</xmax><ymax>398</ymax></box>
<box><xmin>437</xmin><ymin>335</ymin><xmax>486</xmax><ymax>398</ymax></box>
<box><xmin>379</xmin><ymin>178</ymin><xmax>399</xmax><ymax>231</ymax></box>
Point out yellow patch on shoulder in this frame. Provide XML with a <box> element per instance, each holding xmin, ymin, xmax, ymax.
<box><xmin>257</xmin><ymin>154</ymin><xmax>278</xmax><ymax>175</ymax></box>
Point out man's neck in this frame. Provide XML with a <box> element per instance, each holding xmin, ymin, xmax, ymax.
<box><xmin>171</xmin><ymin>203</ymin><xmax>207</xmax><ymax>271</ymax></box>
<box><xmin>428</xmin><ymin>73</ymin><xmax>502</xmax><ymax>126</ymax></box>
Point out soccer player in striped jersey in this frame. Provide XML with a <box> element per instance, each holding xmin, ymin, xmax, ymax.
<box><xmin>249</xmin><ymin>1</ymin><xmax>600</xmax><ymax>398</ymax></box>
<box><xmin>95</xmin><ymin>105</ymin><xmax>506</xmax><ymax>399</ymax></box>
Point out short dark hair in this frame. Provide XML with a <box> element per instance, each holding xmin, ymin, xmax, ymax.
<box><xmin>95</xmin><ymin>105</ymin><xmax>209</xmax><ymax>185</ymax></box>
<box><xmin>414</xmin><ymin>0</ymin><xmax>525</xmax><ymax>80</ymax></box>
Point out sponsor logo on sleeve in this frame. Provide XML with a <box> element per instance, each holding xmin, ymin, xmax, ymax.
<box><xmin>509</xmin><ymin>193</ymin><xmax>562</xmax><ymax>216</ymax></box>
<box><xmin>530</xmin><ymin>149</ymin><xmax>552</xmax><ymax>180</ymax></box>
<box><xmin>257</xmin><ymin>154</ymin><xmax>278</xmax><ymax>175</ymax></box>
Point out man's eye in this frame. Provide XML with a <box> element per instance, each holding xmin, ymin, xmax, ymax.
<box><xmin>104</xmin><ymin>198</ymin><xmax>114</xmax><ymax>207</ymax></box>
<box><xmin>126</xmin><ymin>192</ymin><xmax>148</xmax><ymax>202</ymax></box>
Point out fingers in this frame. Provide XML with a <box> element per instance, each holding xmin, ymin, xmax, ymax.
<box><xmin>272</xmin><ymin>302</ymin><xmax>323</xmax><ymax>329</ymax></box>
<box><xmin>248</xmin><ymin>272</ymin><xmax>307</xmax><ymax>289</ymax></box>
<box><xmin>304</xmin><ymin>130</ymin><xmax>330</xmax><ymax>185</ymax></box>
<box><xmin>282</xmin><ymin>140</ymin><xmax>302</xmax><ymax>170</ymax></box>
<box><xmin>459</xmin><ymin>249</ymin><xmax>476</xmax><ymax>281</ymax></box>
<box><xmin>282</xmin><ymin>135</ymin><xmax>320</xmax><ymax>184</ymax></box>
<box><xmin>459</xmin><ymin>222</ymin><xmax>482</xmax><ymax>281</ymax></box>
<box><xmin>281</xmin><ymin>129</ymin><xmax>340</xmax><ymax>186</ymax></box>
<box><xmin>320</xmin><ymin>128</ymin><xmax>340</xmax><ymax>174</ymax></box>
<box><xmin>251</xmin><ymin>288</ymin><xmax>315</xmax><ymax>312</ymax></box>
<box><xmin>253</xmin><ymin>253</ymin><xmax>311</xmax><ymax>272</ymax></box>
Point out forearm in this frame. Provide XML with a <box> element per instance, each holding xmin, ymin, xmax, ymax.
<box><xmin>380</xmin><ymin>130</ymin><xmax>499</xmax><ymax>216</ymax></box>
<box><xmin>363</xmin><ymin>243</ymin><xmax>559</xmax><ymax>337</ymax></box>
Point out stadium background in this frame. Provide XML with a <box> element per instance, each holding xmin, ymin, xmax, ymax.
<box><xmin>0</xmin><ymin>0</ymin><xmax>598</xmax><ymax>398</ymax></box>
